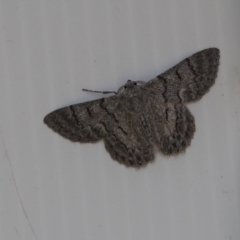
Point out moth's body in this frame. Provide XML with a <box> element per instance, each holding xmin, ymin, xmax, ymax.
<box><xmin>44</xmin><ymin>48</ymin><xmax>220</xmax><ymax>168</ymax></box>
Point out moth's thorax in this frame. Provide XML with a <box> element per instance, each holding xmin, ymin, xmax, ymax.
<box><xmin>117</xmin><ymin>80</ymin><xmax>146</xmax><ymax>95</ymax></box>
<box><xmin>116</xmin><ymin>80</ymin><xmax>146</xmax><ymax>113</ymax></box>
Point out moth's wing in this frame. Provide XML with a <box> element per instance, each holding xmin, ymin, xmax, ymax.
<box><xmin>160</xmin><ymin>104</ymin><xmax>196</xmax><ymax>155</ymax></box>
<box><xmin>44</xmin><ymin>95</ymin><xmax>154</xmax><ymax>167</ymax></box>
<box><xmin>44</xmin><ymin>96</ymin><xmax>120</xmax><ymax>143</ymax></box>
<box><xmin>147</xmin><ymin>101</ymin><xmax>196</xmax><ymax>155</ymax></box>
<box><xmin>144</xmin><ymin>48</ymin><xmax>220</xmax><ymax>103</ymax></box>
<box><xmin>104</xmin><ymin>110</ymin><xmax>154</xmax><ymax>168</ymax></box>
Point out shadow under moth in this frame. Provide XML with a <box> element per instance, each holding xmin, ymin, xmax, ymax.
<box><xmin>44</xmin><ymin>48</ymin><xmax>220</xmax><ymax>168</ymax></box>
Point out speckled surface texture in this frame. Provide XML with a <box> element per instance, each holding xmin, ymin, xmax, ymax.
<box><xmin>0</xmin><ymin>1</ymin><xmax>240</xmax><ymax>240</ymax></box>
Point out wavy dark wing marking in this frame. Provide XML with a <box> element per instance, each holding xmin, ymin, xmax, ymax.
<box><xmin>144</xmin><ymin>48</ymin><xmax>220</xmax><ymax>103</ymax></box>
<box><xmin>44</xmin><ymin>96</ymin><xmax>120</xmax><ymax>143</ymax></box>
<box><xmin>159</xmin><ymin>104</ymin><xmax>195</xmax><ymax>155</ymax></box>
<box><xmin>44</xmin><ymin>95</ymin><xmax>154</xmax><ymax>168</ymax></box>
<box><xmin>44</xmin><ymin>48</ymin><xmax>219</xmax><ymax>168</ymax></box>
<box><xmin>104</xmin><ymin>110</ymin><xmax>154</xmax><ymax>168</ymax></box>
<box><xmin>145</xmin><ymin>99</ymin><xmax>196</xmax><ymax>155</ymax></box>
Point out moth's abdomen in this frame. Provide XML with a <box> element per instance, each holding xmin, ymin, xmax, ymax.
<box><xmin>135</xmin><ymin>113</ymin><xmax>157</xmax><ymax>144</ymax></box>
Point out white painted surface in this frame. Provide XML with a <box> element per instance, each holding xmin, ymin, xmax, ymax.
<box><xmin>0</xmin><ymin>0</ymin><xmax>239</xmax><ymax>240</ymax></box>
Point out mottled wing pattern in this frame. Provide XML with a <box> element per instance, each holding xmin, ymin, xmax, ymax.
<box><xmin>145</xmin><ymin>100</ymin><xmax>196</xmax><ymax>155</ymax></box>
<box><xmin>44</xmin><ymin>96</ymin><xmax>120</xmax><ymax>143</ymax></box>
<box><xmin>159</xmin><ymin>104</ymin><xmax>195</xmax><ymax>155</ymax></box>
<box><xmin>104</xmin><ymin>109</ymin><xmax>154</xmax><ymax>167</ymax></box>
<box><xmin>44</xmin><ymin>96</ymin><xmax>154</xmax><ymax>167</ymax></box>
<box><xmin>44</xmin><ymin>48</ymin><xmax>219</xmax><ymax>168</ymax></box>
<box><xmin>144</xmin><ymin>48</ymin><xmax>220</xmax><ymax>103</ymax></box>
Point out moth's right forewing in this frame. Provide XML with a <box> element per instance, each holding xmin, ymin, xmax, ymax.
<box><xmin>144</xmin><ymin>48</ymin><xmax>220</xmax><ymax>103</ymax></box>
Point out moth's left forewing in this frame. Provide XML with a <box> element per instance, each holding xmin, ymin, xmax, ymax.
<box><xmin>44</xmin><ymin>96</ymin><xmax>121</xmax><ymax>143</ymax></box>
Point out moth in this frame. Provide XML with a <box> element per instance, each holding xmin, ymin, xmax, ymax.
<box><xmin>44</xmin><ymin>48</ymin><xmax>220</xmax><ymax>168</ymax></box>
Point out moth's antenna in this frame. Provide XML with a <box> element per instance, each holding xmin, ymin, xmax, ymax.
<box><xmin>82</xmin><ymin>89</ymin><xmax>117</xmax><ymax>95</ymax></box>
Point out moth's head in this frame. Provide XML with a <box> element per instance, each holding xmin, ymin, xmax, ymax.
<box><xmin>117</xmin><ymin>80</ymin><xmax>146</xmax><ymax>96</ymax></box>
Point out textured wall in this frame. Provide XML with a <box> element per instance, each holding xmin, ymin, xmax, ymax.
<box><xmin>0</xmin><ymin>0</ymin><xmax>239</xmax><ymax>240</ymax></box>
